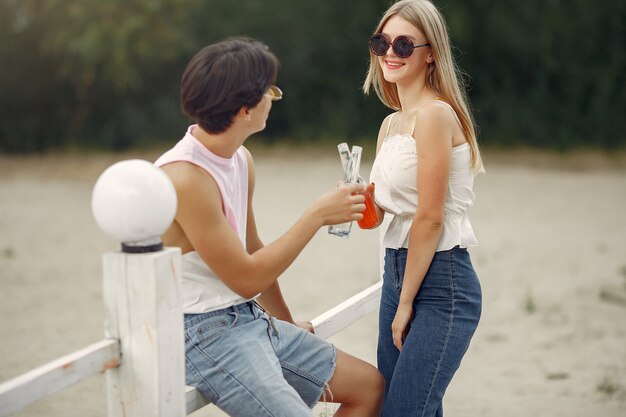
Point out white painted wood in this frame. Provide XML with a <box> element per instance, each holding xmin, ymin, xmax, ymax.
<box><xmin>103</xmin><ymin>248</ymin><xmax>185</xmax><ymax>417</ymax></box>
<box><xmin>185</xmin><ymin>385</ymin><xmax>208</xmax><ymax>415</ymax></box>
<box><xmin>0</xmin><ymin>339</ymin><xmax>120</xmax><ymax>417</ymax></box>
<box><xmin>311</xmin><ymin>281</ymin><xmax>383</xmax><ymax>340</ymax></box>
<box><xmin>0</xmin><ymin>245</ymin><xmax>381</xmax><ymax>417</ymax></box>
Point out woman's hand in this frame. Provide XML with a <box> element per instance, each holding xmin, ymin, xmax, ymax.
<box><xmin>391</xmin><ymin>302</ymin><xmax>413</xmax><ymax>352</ymax></box>
<box><xmin>363</xmin><ymin>182</ymin><xmax>375</xmax><ymax>196</ymax></box>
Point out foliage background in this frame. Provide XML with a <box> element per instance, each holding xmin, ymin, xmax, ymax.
<box><xmin>0</xmin><ymin>0</ymin><xmax>624</xmax><ymax>153</ymax></box>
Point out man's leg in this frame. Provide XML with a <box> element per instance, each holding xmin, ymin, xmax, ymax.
<box><xmin>270</xmin><ymin>316</ymin><xmax>384</xmax><ymax>417</ymax></box>
<box><xmin>185</xmin><ymin>304</ymin><xmax>314</xmax><ymax>417</ymax></box>
<box><xmin>324</xmin><ymin>348</ymin><xmax>384</xmax><ymax>417</ymax></box>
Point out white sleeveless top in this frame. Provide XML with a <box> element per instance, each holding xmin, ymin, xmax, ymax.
<box><xmin>369</xmin><ymin>105</ymin><xmax>478</xmax><ymax>251</ymax></box>
<box><xmin>155</xmin><ymin>125</ymin><xmax>254</xmax><ymax>314</ymax></box>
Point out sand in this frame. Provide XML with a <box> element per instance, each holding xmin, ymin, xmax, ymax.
<box><xmin>0</xmin><ymin>148</ymin><xmax>625</xmax><ymax>416</ymax></box>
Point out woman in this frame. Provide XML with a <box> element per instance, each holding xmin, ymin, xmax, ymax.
<box><xmin>362</xmin><ymin>1</ymin><xmax>483</xmax><ymax>415</ymax></box>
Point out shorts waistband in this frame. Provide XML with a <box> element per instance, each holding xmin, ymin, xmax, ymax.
<box><xmin>184</xmin><ymin>300</ymin><xmax>257</xmax><ymax>326</ymax></box>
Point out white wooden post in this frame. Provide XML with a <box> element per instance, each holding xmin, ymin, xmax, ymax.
<box><xmin>92</xmin><ymin>159</ymin><xmax>184</xmax><ymax>417</ymax></box>
<box><xmin>103</xmin><ymin>247</ymin><xmax>185</xmax><ymax>417</ymax></box>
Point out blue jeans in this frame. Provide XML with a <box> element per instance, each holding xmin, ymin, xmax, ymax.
<box><xmin>378</xmin><ymin>247</ymin><xmax>482</xmax><ymax>417</ymax></box>
<box><xmin>184</xmin><ymin>301</ymin><xmax>336</xmax><ymax>417</ymax></box>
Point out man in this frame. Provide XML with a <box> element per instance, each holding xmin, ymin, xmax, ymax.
<box><xmin>155</xmin><ymin>38</ymin><xmax>383</xmax><ymax>417</ymax></box>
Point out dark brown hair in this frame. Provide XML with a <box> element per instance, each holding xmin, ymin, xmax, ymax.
<box><xmin>181</xmin><ymin>38</ymin><xmax>279</xmax><ymax>134</ymax></box>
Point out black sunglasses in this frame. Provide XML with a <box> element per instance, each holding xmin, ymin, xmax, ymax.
<box><xmin>369</xmin><ymin>33</ymin><xmax>430</xmax><ymax>59</ymax></box>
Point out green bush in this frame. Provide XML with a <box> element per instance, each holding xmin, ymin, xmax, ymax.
<box><xmin>0</xmin><ymin>0</ymin><xmax>623</xmax><ymax>152</ymax></box>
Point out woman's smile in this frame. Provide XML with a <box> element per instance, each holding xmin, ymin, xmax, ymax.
<box><xmin>384</xmin><ymin>58</ymin><xmax>405</xmax><ymax>70</ymax></box>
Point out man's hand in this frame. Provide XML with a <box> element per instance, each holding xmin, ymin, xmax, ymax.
<box><xmin>295</xmin><ymin>320</ymin><xmax>315</xmax><ymax>334</ymax></box>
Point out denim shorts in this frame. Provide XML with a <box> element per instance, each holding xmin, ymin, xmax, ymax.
<box><xmin>184</xmin><ymin>301</ymin><xmax>336</xmax><ymax>417</ymax></box>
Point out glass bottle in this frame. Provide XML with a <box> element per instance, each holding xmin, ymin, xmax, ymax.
<box><xmin>357</xmin><ymin>184</ymin><xmax>380</xmax><ymax>229</ymax></box>
<box><xmin>337</xmin><ymin>142</ymin><xmax>351</xmax><ymax>174</ymax></box>
<box><xmin>328</xmin><ymin>146</ymin><xmax>362</xmax><ymax>238</ymax></box>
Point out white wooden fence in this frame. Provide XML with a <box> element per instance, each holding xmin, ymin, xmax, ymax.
<box><xmin>0</xmin><ymin>159</ymin><xmax>384</xmax><ymax>416</ymax></box>
<box><xmin>0</xmin><ymin>247</ymin><xmax>382</xmax><ymax>417</ymax></box>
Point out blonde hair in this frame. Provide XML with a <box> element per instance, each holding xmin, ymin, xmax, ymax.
<box><xmin>363</xmin><ymin>0</ymin><xmax>483</xmax><ymax>172</ymax></box>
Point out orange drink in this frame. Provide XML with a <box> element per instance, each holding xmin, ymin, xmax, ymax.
<box><xmin>358</xmin><ymin>191</ymin><xmax>379</xmax><ymax>229</ymax></box>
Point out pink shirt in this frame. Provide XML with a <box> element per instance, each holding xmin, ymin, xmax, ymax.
<box><xmin>155</xmin><ymin>125</ymin><xmax>253</xmax><ymax>313</ymax></box>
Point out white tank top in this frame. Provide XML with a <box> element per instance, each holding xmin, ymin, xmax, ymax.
<box><xmin>369</xmin><ymin>105</ymin><xmax>478</xmax><ymax>251</ymax></box>
<box><xmin>155</xmin><ymin>125</ymin><xmax>254</xmax><ymax>313</ymax></box>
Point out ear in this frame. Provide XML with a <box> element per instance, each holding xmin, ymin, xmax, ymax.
<box><xmin>237</xmin><ymin>106</ymin><xmax>252</xmax><ymax>121</ymax></box>
<box><xmin>427</xmin><ymin>54</ymin><xmax>434</xmax><ymax>64</ymax></box>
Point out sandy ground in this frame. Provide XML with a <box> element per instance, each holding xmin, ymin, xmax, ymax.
<box><xmin>0</xmin><ymin>147</ymin><xmax>625</xmax><ymax>417</ymax></box>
